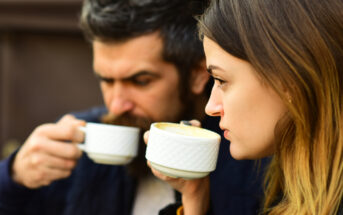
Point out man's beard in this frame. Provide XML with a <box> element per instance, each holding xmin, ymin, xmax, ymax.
<box><xmin>101</xmin><ymin>113</ymin><xmax>153</xmax><ymax>178</ymax></box>
<box><xmin>100</xmin><ymin>94</ymin><xmax>196</xmax><ymax>178</ymax></box>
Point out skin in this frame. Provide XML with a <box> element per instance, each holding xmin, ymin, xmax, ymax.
<box><xmin>146</xmin><ymin>37</ymin><xmax>287</xmax><ymax>214</ymax></box>
<box><xmin>144</xmin><ymin>120</ymin><xmax>210</xmax><ymax>215</ymax></box>
<box><xmin>204</xmin><ymin>37</ymin><xmax>287</xmax><ymax>160</ymax></box>
<box><xmin>93</xmin><ymin>32</ymin><xmax>184</xmax><ymax>122</ymax></box>
<box><xmin>12</xmin><ymin>115</ymin><xmax>85</xmax><ymax>188</ymax></box>
<box><xmin>11</xmin><ymin>32</ymin><xmax>209</xmax><ymax>189</ymax></box>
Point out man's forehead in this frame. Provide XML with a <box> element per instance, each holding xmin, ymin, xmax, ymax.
<box><xmin>93</xmin><ymin>33</ymin><xmax>176</xmax><ymax>78</ymax></box>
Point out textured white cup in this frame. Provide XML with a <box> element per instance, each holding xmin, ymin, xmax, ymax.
<box><xmin>78</xmin><ymin>123</ymin><xmax>140</xmax><ymax>165</ymax></box>
<box><xmin>146</xmin><ymin>122</ymin><xmax>221</xmax><ymax>179</ymax></box>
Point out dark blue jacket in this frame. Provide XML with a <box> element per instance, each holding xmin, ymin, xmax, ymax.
<box><xmin>0</xmin><ymin>106</ymin><xmax>266</xmax><ymax>215</ymax></box>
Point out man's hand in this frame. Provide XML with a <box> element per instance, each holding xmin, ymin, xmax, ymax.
<box><xmin>144</xmin><ymin>120</ymin><xmax>210</xmax><ymax>215</ymax></box>
<box><xmin>11</xmin><ymin>115</ymin><xmax>85</xmax><ymax>189</ymax></box>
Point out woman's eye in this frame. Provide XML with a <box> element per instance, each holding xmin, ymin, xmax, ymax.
<box><xmin>213</xmin><ymin>77</ymin><xmax>226</xmax><ymax>88</ymax></box>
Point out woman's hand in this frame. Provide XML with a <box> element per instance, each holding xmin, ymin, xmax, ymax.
<box><xmin>144</xmin><ymin>120</ymin><xmax>210</xmax><ymax>215</ymax></box>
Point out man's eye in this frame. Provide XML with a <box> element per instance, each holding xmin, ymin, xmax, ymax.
<box><xmin>102</xmin><ymin>79</ymin><xmax>114</xmax><ymax>84</ymax></box>
<box><xmin>132</xmin><ymin>78</ymin><xmax>151</xmax><ymax>86</ymax></box>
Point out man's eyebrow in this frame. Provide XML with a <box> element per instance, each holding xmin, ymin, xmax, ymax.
<box><xmin>122</xmin><ymin>71</ymin><xmax>160</xmax><ymax>81</ymax></box>
<box><xmin>94</xmin><ymin>71</ymin><xmax>160</xmax><ymax>82</ymax></box>
<box><xmin>94</xmin><ymin>72</ymin><xmax>114</xmax><ymax>82</ymax></box>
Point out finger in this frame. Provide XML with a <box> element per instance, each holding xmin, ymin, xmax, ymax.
<box><xmin>189</xmin><ymin>119</ymin><xmax>201</xmax><ymax>127</ymax></box>
<box><xmin>61</xmin><ymin>116</ymin><xmax>86</xmax><ymax>129</ymax></box>
<box><xmin>180</xmin><ymin>120</ymin><xmax>201</xmax><ymax>127</ymax></box>
<box><xmin>180</xmin><ymin>120</ymin><xmax>192</xmax><ymax>126</ymax></box>
<box><xmin>143</xmin><ymin>131</ymin><xmax>150</xmax><ymax>145</ymax></box>
<box><xmin>57</xmin><ymin>114</ymin><xmax>80</xmax><ymax>124</ymax></box>
<box><xmin>35</xmin><ymin>166</ymin><xmax>72</xmax><ymax>186</ymax></box>
<box><xmin>57</xmin><ymin>115</ymin><xmax>86</xmax><ymax>142</ymax></box>
<box><xmin>46</xmin><ymin>168</ymin><xmax>72</xmax><ymax>181</ymax></box>
<box><xmin>35</xmin><ymin>123</ymin><xmax>85</xmax><ymax>143</ymax></box>
<box><xmin>38</xmin><ymin>139</ymin><xmax>82</xmax><ymax>160</ymax></box>
<box><xmin>57</xmin><ymin>115</ymin><xmax>86</xmax><ymax>141</ymax></box>
<box><xmin>147</xmin><ymin>160</ymin><xmax>177</xmax><ymax>180</ymax></box>
<box><xmin>30</xmin><ymin>153</ymin><xmax>78</xmax><ymax>171</ymax></box>
<box><xmin>151</xmin><ymin>167</ymin><xmax>177</xmax><ymax>180</ymax></box>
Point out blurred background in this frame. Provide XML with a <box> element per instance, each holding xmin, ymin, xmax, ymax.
<box><xmin>0</xmin><ymin>0</ymin><xmax>103</xmax><ymax>159</ymax></box>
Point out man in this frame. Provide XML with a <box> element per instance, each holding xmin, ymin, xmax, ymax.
<box><xmin>0</xmin><ymin>0</ymin><xmax>266</xmax><ymax>214</ymax></box>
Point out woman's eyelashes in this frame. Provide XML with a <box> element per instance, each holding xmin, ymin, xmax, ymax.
<box><xmin>207</xmin><ymin>68</ymin><xmax>228</xmax><ymax>88</ymax></box>
<box><xmin>212</xmin><ymin>76</ymin><xmax>227</xmax><ymax>88</ymax></box>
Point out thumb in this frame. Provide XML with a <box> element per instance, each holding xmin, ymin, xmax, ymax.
<box><xmin>143</xmin><ymin>131</ymin><xmax>150</xmax><ymax>145</ymax></box>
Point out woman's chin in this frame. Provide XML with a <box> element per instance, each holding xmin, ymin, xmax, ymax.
<box><xmin>229</xmin><ymin>143</ymin><xmax>248</xmax><ymax>160</ymax></box>
<box><xmin>229</xmin><ymin>141</ymin><xmax>274</xmax><ymax>160</ymax></box>
<box><xmin>229</xmin><ymin>143</ymin><xmax>259</xmax><ymax>160</ymax></box>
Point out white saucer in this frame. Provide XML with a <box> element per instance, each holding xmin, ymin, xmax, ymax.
<box><xmin>150</xmin><ymin>162</ymin><xmax>209</xmax><ymax>179</ymax></box>
<box><xmin>87</xmin><ymin>152</ymin><xmax>133</xmax><ymax>165</ymax></box>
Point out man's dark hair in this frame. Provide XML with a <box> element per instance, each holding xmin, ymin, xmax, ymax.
<box><xmin>80</xmin><ymin>0</ymin><xmax>209</xmax><ymax>178</ymax></box>
<box><xmin>80</xmin><ymin>0</ymin><xmax>209</xmax><ymax>107</ymax></box>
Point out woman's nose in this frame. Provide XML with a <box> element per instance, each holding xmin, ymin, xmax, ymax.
<box><xmin>205</xmin><ymin>88</ymin><xmax>223</xmax><ymax>117</ymax></box>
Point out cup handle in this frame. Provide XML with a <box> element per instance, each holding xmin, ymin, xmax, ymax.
<box><xmin>77</xmin><ymin>144</ymin><xmax>86</xmax><ymax>151</ymax></box>
<box><xmin>78</xmin><ymin>126</ymin><xmax>87</xmax><ymax>152</ymax></box>
<box><xmin>78</xmin><ymin>126</ymin><xmax>87</xmax><ymax>133</ymax></box>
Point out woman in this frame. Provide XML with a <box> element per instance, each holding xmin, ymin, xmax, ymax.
<box><xmin>147</xmin><ymin>0</ymin><xmax>343</xmax><ymax>214</ymax></box>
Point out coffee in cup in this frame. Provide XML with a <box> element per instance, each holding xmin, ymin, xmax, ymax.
<box><xmin>145</xmin><ymin>122</ymin><xmax>221</xmax><ymax>179</ymax></box>
<box><xmin>78</xmin><ymin>123</ymin><xmax>140</xmax><ymax>165</ymax></box>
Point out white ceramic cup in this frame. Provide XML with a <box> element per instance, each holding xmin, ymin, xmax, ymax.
<box><xmin>78</xmin><ymin>123</ymin><xmax>140</xmax><ymax>165</ymax></box>
<box><xmin>146</xmin><ymin>122</ymin><xmax>221</xmax><ymax>179</ymax></box>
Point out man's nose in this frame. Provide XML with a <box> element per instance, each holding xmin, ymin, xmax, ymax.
<box><xmin>109</xmin><ymin>85</ymin><xmax>134</xmax><ymax>116</ymax></box>
<box><xmin>205</xmin><ymin>87</ymin><xmax>223</xmax><ymax>117</ymax></box>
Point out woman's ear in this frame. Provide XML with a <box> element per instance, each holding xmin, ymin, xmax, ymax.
<box><xmin>190</xmin><ymin>60</ymin><xmax>210</xmax><ymax>95</ymax></box>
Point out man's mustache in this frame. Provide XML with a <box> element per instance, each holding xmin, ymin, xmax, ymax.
<box><xmin>101</xmin><ymin>112</ymin><xmax>153</xmax><ymax>131</ymax></box>
<box><xmin>101</xmin><ymin>112</ymin><xmax>153</xmax><ymax>178</ymax></box>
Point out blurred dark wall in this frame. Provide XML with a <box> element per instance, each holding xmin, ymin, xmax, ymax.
<box><xmin>0</xmin><ymin>0</ymin><xmax>103</xmax><ymax>158</ymax></box>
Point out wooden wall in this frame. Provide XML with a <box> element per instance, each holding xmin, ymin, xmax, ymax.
<box><xmin>0</xmin><ymin>0</ymin><xmax>103</xmax><ymax>158</ymax></box>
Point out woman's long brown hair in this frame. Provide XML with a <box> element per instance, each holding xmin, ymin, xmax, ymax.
<box><xmin>199</xmin><ymin>0</ymin><xmax>343</xmax><ymax>214</ymax></box>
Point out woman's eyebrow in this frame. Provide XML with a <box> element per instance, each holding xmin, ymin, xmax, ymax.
<box><xmin>207</xmin><ymin>65</ymin><xmax>224</xmax><ymax>71</ymax></box>
<box><xmin>207</xmin><ymin>65</ymin><xmax>225</xmax><ymax>76</ymax></box>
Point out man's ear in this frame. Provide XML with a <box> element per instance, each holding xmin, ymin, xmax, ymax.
<box><xmin>190</xmin><ymin>60</ymin><xmax>210</xmax><ymax>95</ymax></box>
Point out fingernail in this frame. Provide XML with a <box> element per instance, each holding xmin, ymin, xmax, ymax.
<box><xmin>180</xmin><ymin>120</ymin><xmax>192</xmax><ymax>126</ymax></box>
